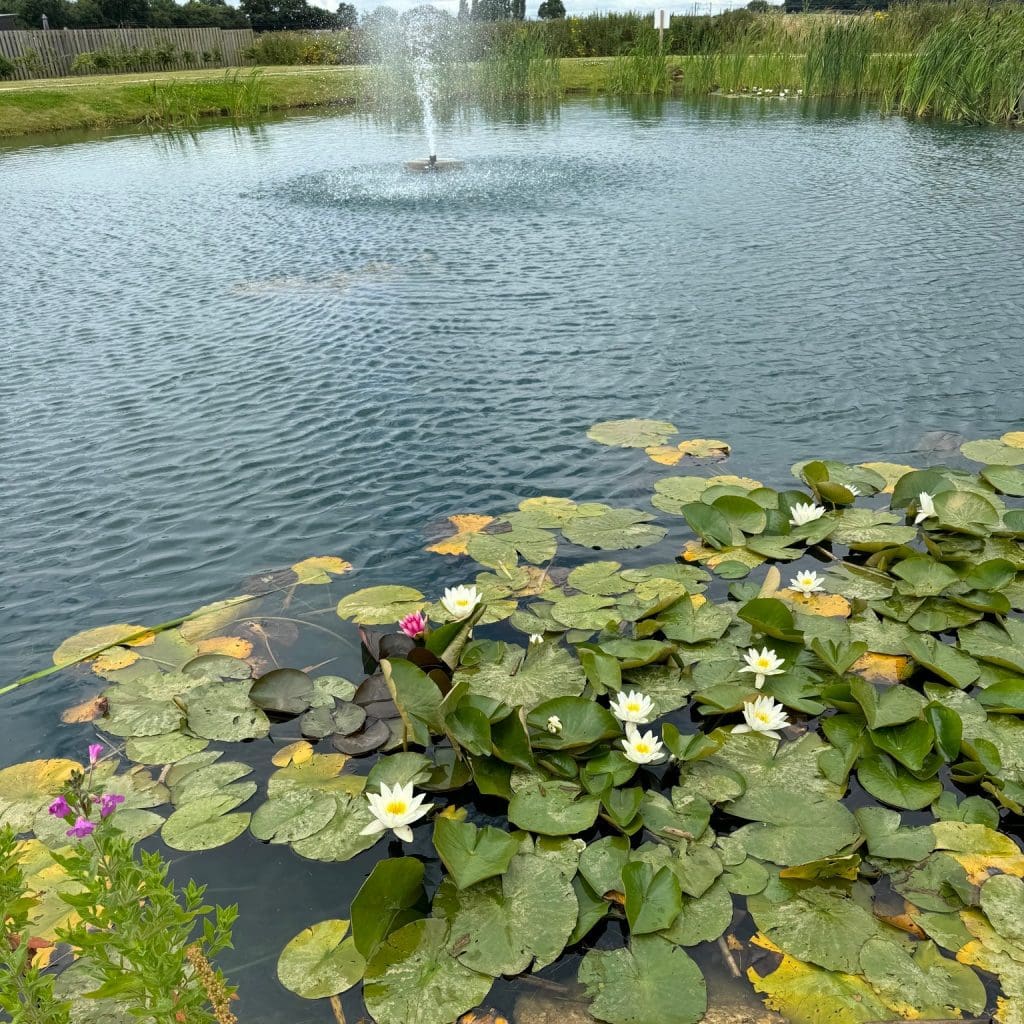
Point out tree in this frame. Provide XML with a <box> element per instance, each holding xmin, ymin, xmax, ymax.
<box><xmin>336</xmin><ymin>0</ymin><xmax>356</xmax><ymax>27</ymax></box>
<box><xmin>97</xmin><ymin>0</ymin><xmax>149</xmax><ymax>25</ymax></box>
<box><xmin>472</xmin><ymin>0</ymin><xmax>509</xmax><ymax>20</ymax></box>
<box><xmin>746</xmin><ymin>0</ymin><xmax>770</xmax><ymax>9</ymax></box>
<box><xmin>240</xmin><ymin>0</ymin><xmax>336</xmax><ymax>30</ymax></box>
<box><xmin>457</xmin><ymin>0</ymin><xmax>467</xmax><ymax>18</ymax></box>
<box><xmin>537</xmin><ymin>0</ymin><xmax>564</xmax><ymax>17</ymax></box>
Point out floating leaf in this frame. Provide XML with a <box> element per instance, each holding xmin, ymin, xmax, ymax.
<box><xmin>186</xmin><ymin>680</ymin><xmax>270</xmax><ymax>742</ymax></box>
<box><xmin>433</xmin><ymin>817</ymin><xmax>519</xmax><ymax>890</ymax></box>
<box><xmin>195</xmin><ymin>636</ymin><xmax>254</xmax><ymax>659</ymax></box>
<box><xmin>645</xmin><ymin>438</ymin><xmax>730</xmax><ymax>465</ymax></box>
<box><xmin>290</xmin><ymin>792</ymin><xmax>379</xmax><ymax>862</ymax></box>
<box><xmin>277</xmin><ymin>919</ymin><xmax>364</xmax><ymax>999</ymax></box>
<box><xmin>125</xmin><ymin>731</ymin><xmax>209</xmax><ymax>764</ymax></box>
<box><xmin>859</xmin><ymin>462</ymin><xmax>919</xmax><ymax>494</ymax></box>
<box><xmin>850</xmin><ymin>652</ymin><xmax>914</xmax><ymax>685</ymax></box>
<box><xmin>179</xmin><ymin>596</ymin><xmax>258</xmax><ymax>642</ymax></box>
<box><xmin>351</xmin><ymin>858</ymin><xmax>427</xmax><ymax>958</ymax></box>
<box><xmin>250</xmin><ymin>668</ymin><xmax>314</xmax><ymax>715</ymax></box>
<box><xmin>434</xmin><ymin>841</ymin><xmax>579</xmax><ymax>975</ymax></box>
<box><xmin>91</xmin><ymin>647</ymin><xmax>139</xmax><ymax>674</ymax></box>
<box><xmin>587</xmin><ymin>419</ymin><xmax>677</xmax><ymax>449</ymax></box>
<box><xmin>336</xmin><ymin>586</ymin><xmax>425</xmax><ymax>625</ymax></box>
<box><xmin>0</xmin><ymin>759</ymin><xmax>81</xmax><ymax>831</ymax></box>
<box><xmin>426</xmin><ymin>515</ymin><xmax>495</xmax><ymax>556</ymax></box>
<box><xmin>567</xmin><ymin>561</ymin><xmax>631</xmax><ymax>596</ymax></box>
<box><xmin>961</xmin><ymin>438</ymin><xmax>1024</xmax><ymax>466</ymax></box>
<box><xmin>53</xmin><ymin>623</ymin><xmax>151</xmax><ymax>667</ymax></box>
<box><xmin>508</xmin><ymin>779</ymin><xmax>600</xmax><ymax>836</ymax></box>
<box><xmin>563</xmin><ymin>507</ymin><xmax>666</xmax><ymax>551</ymax></box>
<box><xmin>579</xmin><ymin>935</ymin><xmax>707</xmax><ymax>1024</ymax></box>
<box><xmin>272</xmin><ymin>740</ymin><xmax>314</xmax><ymax>768</ymax></box>
<box><xmin>251</xmin><ymin>789</ymin><xmax>338</xmax><ymax>843</ymax></box>
<box><xmin>290</xmin><ymin>556</ymin><xmax>353</xmax><ymax>584</ymax></box>
<box><xmin>363</xmin><ymin>918</ymin><xmax>493</xmax><ymax>1024</ymax></box>
<box><xmin>61</xmin><ymin>695</ymin><xmax>108</xmax><ymax>724</ymax></box>
<box><xmin>161</xmin><ymin>792</ymin><xmax>251</xmax><ymax>851</ymax></box>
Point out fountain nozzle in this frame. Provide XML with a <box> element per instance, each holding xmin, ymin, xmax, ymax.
<box><xmin>428</xmin><ymin>154</ymin><xmax>437</xmax><ymax>168</ymax></box>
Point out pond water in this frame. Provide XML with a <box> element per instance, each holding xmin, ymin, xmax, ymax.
<box><xmin>2</xmin><ymin>96</ymin><xmax>1024</xmax><ymax>1022</ymax></box>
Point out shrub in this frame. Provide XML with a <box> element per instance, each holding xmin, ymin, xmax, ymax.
<box><xmin>0</xmin><ymin>55</ymin><xmax>16</xmax><ymax>80</ymax></box>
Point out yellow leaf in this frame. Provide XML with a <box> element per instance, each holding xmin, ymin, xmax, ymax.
<box><xmin>179</xmin><ymin>596</ymin><xmax>258</xmax><ymax>643</ymax></box>
<box><xmin>425</xmin><ymin>514</ymin><xmax>495</xmax><ymax>556</ymax></box>
<box><xmin>438</xmin><ymin>805</ymin><xmax>468</xmax><ymax>821</ymax></box>
<box><xmin>707</xmin><ymin>474</ymin><xmax>763</xmax><ymax>490</ymax></box>
<box><xmin>91</xmin><ymin>647</ymin><xmax>140</xmax><ymax>674</ymax></box>
<box><xmin>759</xmin><ymin>567</ymin><xmax>782</xmax><ymax>598</ymax></box>
<box><xmin>271</xmin><ymin>740</ymin><xmax>315</xmax><ymax>768</ymax></box>
<box><xmin>780</xmin><ymin>591</ymin><xmax>852</xmax><ymax>618</ymax></box>
<box><xmin>61</xmin><ymin>695</ymin><xmax>108</xmax><ymax>724</ymax></box>
<box><xmin>196</xmin><ymin>636</ymin><xmax>254</xmax><ymax>659</ymax></box>
<box><xmin>17</xmin><ymin>840</ymin><xmax>81</xmax><ymax>964</ymax></box>
<box><xmin>858</xmin><ymin>461</ymin><xmax>918</xmax><ymax>494</ymax></box>
<box><xmin>1002</xmin><ymin>431</ymin><xmax>1024</xmax><ymax>449</ymax></box>
<box><xmin>513</xmin><ymin>565</ymin><xmax>555</xmax><ymax>597</ymax></box>
<box><xmin>691</xmin><ymin>594</ymin><xmax>707</xmax><ymax>609</ymax></box>
<box><xmin>0</xmin><ymin>760</ymin><xmax>82</xmax><ymax>832</ymax></box>
<box><xmin>681</xmin><ymin>541</ymin><xmax>766</xmax><ymax>571</ymax></box>
<box><xmin>645</xmin><ymin>438</ymin><xmax>731</xmax><ymax>465</ymax></box>
<box><xmin>850</xmin><ymin>652</ymin><xmax>913</xmax><ymax>684</ymax></box>
<box><xmin>291</xmin><ymin>556</ymin><xmax>353</xmax><ymax>585</ymax></box>
<box><xmin>53</xmin><ymin>623</ymin><xmax>152</xmax><ymax>667</ymax></box>
<box><xmin>954</xmin><ymin>852</ymin><xmax>1024</xmax><ymax>885</ymax></box>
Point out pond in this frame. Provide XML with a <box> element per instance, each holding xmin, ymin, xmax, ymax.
<box><xmin>2</xmin><ymin>96</ymin><xmax>1024</xmax><ymax>1024</ymax></box>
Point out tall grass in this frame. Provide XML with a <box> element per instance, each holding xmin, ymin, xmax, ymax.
<box><xmin>477</xmin><ymin>30</ymin><xmax>560</xmax><ymax>100</ymax></box>
<box><xmin>142</xmin><ymin>69</ymin><xmax>267</xmax><ymax>128</ymax></box>
<box><xmin>608</xmin><ymin>32</ymin><xmax>670</xmax><ymax>96</ymax></box>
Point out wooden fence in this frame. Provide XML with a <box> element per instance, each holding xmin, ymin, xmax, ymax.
<box><xmin>0</xmin><ymin>27</ymin><xmax>255</xmax><ymax>80</ymax></box>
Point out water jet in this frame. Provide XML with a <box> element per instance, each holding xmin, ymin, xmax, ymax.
<box><xmin>404</xmin><ymin>156</ymin><xmax>464</xmax><ymax>172</ymax></box>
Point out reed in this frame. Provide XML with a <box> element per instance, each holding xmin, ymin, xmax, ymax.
<box><xmin>477</xmin><ymin>29</ymin><xmax>560</xmax><ymax>100</ymax></box>
<box><xmin>608</xmin><ymin>31</ymin><xmax>670</xmax><ymax>96</ymax></box>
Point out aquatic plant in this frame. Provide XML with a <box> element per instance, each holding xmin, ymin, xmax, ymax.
<box><xmin>6</xmin><ymin>425</ymin><xmax>1024</xmax><ymax>1021</ymax></box>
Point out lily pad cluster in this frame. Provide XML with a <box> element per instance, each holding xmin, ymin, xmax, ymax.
<box><xmin>13</xmin><ymin>431</ymin><xmax>1024</xmax><ymax>1024</ymax></box>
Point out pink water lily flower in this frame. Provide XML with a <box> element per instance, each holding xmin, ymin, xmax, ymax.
<box><xmin>399</xmin><ymin>611</ymin><xmax>427</xmax><ymax>639</ymax></box>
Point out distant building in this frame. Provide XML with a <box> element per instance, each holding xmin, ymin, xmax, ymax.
<box><xmin>0</xmin><ymin>12</ymin><xmax>18</xmax><ymax>30</ymax></box>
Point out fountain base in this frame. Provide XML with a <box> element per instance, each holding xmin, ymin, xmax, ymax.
<box><xmin>405</xmin><ymin>158</ymin><xmax>464</xmax><ymax>173</ymax></box>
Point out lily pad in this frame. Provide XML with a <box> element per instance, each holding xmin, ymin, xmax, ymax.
<box><xmin>0</xmin><ymin>759</ymin><xmax>81</xmax><ymax>832</ymax></box>
<box><xmin>290</xmin><ymin>556</ymin><xmax>353</xmax><ymax>585</ymax></box>
<box><xmin>363</xmin><ymin>918</ymin><xmax>493</xmax><ymax>1024</ymax></box>
<box><xmin>251</xmin><ymin>789</ymin><xmax>338</xmax><ymax>843</ymax></box>
<box><xmin>277</xmin><ymin>919</ymin><xmax>364</xmax><ymax>999</ymax></box>
<box><xmin>250</xmin><ymin>669</ymin><xmax>314</xmax><ymax>715</ymax></box>
<box><xmin>562</xmin><ymin>507</ymin><xmax>667</xmax><ymax>551</ymax></box>
<box><xmin>352</xmin><ymin>857</ymin><xmax>427</xmax><ymax>958</ymax></box>
<box><xmin>161</xmin><ymin>792</ymin><xmax>251</xmax><ymax>851</ymax></box>
<box><xmin>186</xmin><ymin>680</ymin><xmax>270</xmax><ymax>742</ymax></box>
<box><xmin>336</xmin><ymin>586</ymin><xmax>425</xmax><ymax>625</ymax></box>
<box><xmin>579</xmin><ymin>935</ymin><xmax>707</xmax><ymax>1024</ymax></box>
<box><xmin>587</xmin><ymin>418</ymin><xmax>677</xmax><ymax>448</ymax></box>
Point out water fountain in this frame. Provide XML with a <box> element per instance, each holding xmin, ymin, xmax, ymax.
<box><xmin>396</xmin><ymin>6</ymin><xmax>464</xmax><ymax>172</ymax></box>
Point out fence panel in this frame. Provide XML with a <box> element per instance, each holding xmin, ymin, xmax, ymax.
<box><xmin>0</xmin><ymin>27</ymin><xmax>255</xmax><ymax>80</ymax></box>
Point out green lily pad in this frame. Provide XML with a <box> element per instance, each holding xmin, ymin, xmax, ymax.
<box><xmin>363</xmin><ymin>918</ymin><xmax>493</xmax><ymax>1024</ymax></box>
<box><xmin>508</xmin><ymin>778</ymin><xmax>601</xmax><ymax>836</ymax></box>
<box><xmin>351</xmin><ymin>857</ymin><xmax>427</xmax><ymax>958</ymax></box>
<box><xmin>251</xmin><ymin>789</ymin><xmax>338</xmax><ymax>843</ymax></box>
<box><xmin>562</xmin><ymin>507</ymin><xmax>667</xmax><ymax>551</ymax></box>
<box><xmin>587</xmin><ymin>418</ymin><xmax>677</xmax><ymax>448</ymax></box>
<box><xmin>290</xmin><ymin>792</ymin><xmax>380</xmax><ymax>862</ymax></box>
<box><xmin>568</xmin><ymin>561</ymin><xmax>632</xmax><ymax>596</ymax></box>
<box><xmin>101</xmin><ymin>695</ymin><xmax>183</xmax><ymax>738</ymax></box>
<box><xmin>336</xmin><ymin>586</ymin><xmax>425</xmax><ymax>625</ymax></box>
<box><xmin>125</xmin><ymin>731</ymin><xmax>209</xmax><ymax>764</ymax></box>
<box><xmin>579</xmin><ymin>935</ymin><xmax>707</xmax><ymax>1024</ymax></box>
<box><xmin>433</xmin><ymin>817</ymin><xmax>519</xmax><ymax>891</ymax></box>
<box><xmin>277</xmin><ymin>919</ymin><xmax>364</xmax><ymax>999</ymax></box>
<box><xmin>185</xmin><ymin>680</ymin><xmax>270</xmax><ymax>742</ymax></box>
<box><xmin>550</xmin><ymin>594</ymin><xmax>619</xmax><ymax>631</ymax></box>
<box><xmin>961</xmin><ymin>438</ymin><xmax>1024</xmax><ymax>466</ymax></box>
<box><xmin>250</xmin><ymin>669</ymin><xmax>315</xmax><ymax>715</ymax></box>
<box><xmin>161</xmin><ymin>792</ymin><xmax>251</xmax><ymax>851</ymax></box>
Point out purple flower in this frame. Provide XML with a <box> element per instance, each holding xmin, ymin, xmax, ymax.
<box><xmin>88</xmin><ymin>744</ymin><xmax>104</xmax><ymax>765</ymax></box>
<box><xmin>48</xmin><ymin>796</ymin><xmax>70</xmax><ymax>818</ymax></box>
<box><xmin>399</xmin><ymin>611</ymin><xmax>427</xmax><ymax>639</ymax></box>
<box><xmin>99</xmin><ymin>793</ymin><xmax>125</xmax><ymax>818</ymax></box>
<box><xmin>66</xmin><ymin>817</ymin><xmax>95</xmax><ymax>839</ymax></box>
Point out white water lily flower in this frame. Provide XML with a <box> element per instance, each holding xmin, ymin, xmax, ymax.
<box><xmin>789</xmin><ymin>501</ymin><xmax>826</xmax><ymax>526</ymax></box>
<box><xmin>789</xmin><ymin>570</ymin><xmax>825</xmax><ymax>595</ymax></box>
<box><xmin>546</xmin><ymin>715</ymin><xmax>563</xmax><ymax>734</ymax></box>
<box><xmin>360</xmin><ymin>782</ymin><xmax>433</xmax><ymax>843</ymax></box>
<box><xmin>440</xmin><ymin>584</ymin><xmax>481</xmax><ymax>620</ymax></box>
<box><xmin>847</xmin><ymin>484</ymin><xmax>861</xmax><ymax>497</ymax></box>
<box><xmin>732</xmin><ymin>695</ymin><xmax>790</xmax><ymax>740</ymax></box>
<box><xmin>739</xmin><ymin>646</ymin><xmax>785</xmax><ymax>689</ymax></box>
<box><xmin>609</xmin><ymin>690</ymin><xmax>656</xmax><ymax>725</ymax></box>
<box><xmin>529</xmin><ymin>633</ymin><xmax>544</xmax><ymax>645</ymax></box>
<box><xmin>621</xmin><ymin>723</ymin><xmax>665</xmax><ymax>765</ymax></box>
<box><xmin>914</xmin><ymin>491</ymin><xmax>936</xmax><ymax>526</ymax></box>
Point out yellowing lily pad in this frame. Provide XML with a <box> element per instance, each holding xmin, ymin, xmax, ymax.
<box><xmin>53</xmin><ymin>624</ymin><xmax>152</xmax><ymax>667</ymax></box>
<box><xmin>425</xmin><ymin>515</ymin><xmax>495</xmax><ymax>556</ymax></box>
<box><xmin>850</xmin><ymin>652</ymin><xmax>913</xmax><ymax>684</ymax></box>
<box><xmin>179</xmin><ymin>596</ymin><xmax>258</xmax><ymax>642</ymax></box>
<box><xmin>780</xmin><ymin>592</ymin><xmax>852</xmax><ymax>618</ymax></box>
<box><xmin>60</xmin><ymin>695</ymin><xmax>108</xmax><ymax>724</ymax></box>
<box><xmin>196</xmin><ymin>636</ymin><xmax>254</xmax><ymax>659</ymax></box>
<box><xmin>1002</xmin><ymin>431</ymin><xmax>1024</xmax><ymax>449</ymax></box>
<box><xmin>91</xmin><ymin>647</ymin><xmax>140</xmax><ymax>674</ymax></box>
<box><xmin>587</xmin><ymin>418</ymin><xmax>677</xmax><ymax>449</ymax></box>
<box><xmin>291</xmin><ymin>556</ymin><xmax>353</xmax><ymax>584</ymax></box>
<box><xmin>272</xmin><ymin>740</ymin><xmax>315</xmax><ymax>768</ymax></box>
<box><xmin>645</xmin><ymin>438</ymin><xmax>731</xmax><ymax>465</ymax></box>
<box><xmin>0</xmin><ymin>759</ymin><xmax>81</xmax><ymax>831</ymax></box>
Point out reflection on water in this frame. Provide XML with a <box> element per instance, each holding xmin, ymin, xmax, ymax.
<box><xmin>3</xmin><ymin>94</ymin><xmax>1024</xmax><ymax>1020</ymax></box>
